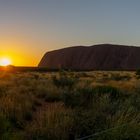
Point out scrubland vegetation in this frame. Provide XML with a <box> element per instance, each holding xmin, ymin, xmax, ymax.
<box><xmin>0</xmin><ymin>70</ymin><xmax>139</xmax><ymax>140</ymax></box>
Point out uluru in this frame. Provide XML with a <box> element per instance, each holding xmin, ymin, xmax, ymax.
<box><xmin>38</xmin><ymin>44</ymin><xmax>140</xmax><ymax>70</ymax></box>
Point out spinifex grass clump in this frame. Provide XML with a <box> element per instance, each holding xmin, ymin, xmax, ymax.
<box><xmin>62</xmin><ymin>85</ymin><xmax>122</xmax><ymax>108</ymax></box>
<box><xmin>136</xmin><ymin>69</ymin><xmax>140</xmax><ymax>76</ymax></box>
<box><xmin>110</xmin><ymin>73</ymin><xmax>131</xmax><ymax>81</ymax></box>
<box><xmin>52</xmin><ymin>71</ymin><xmax>79</xmax><ymax>89</ymax></box>
<box><xmin>93</xmin><ymin>85</ymin><xmax>122</xmax><ymax>99</ymax></box>
<box><xmin>26</xmin><ymin>103</ymin><xmax>74</xmax><ymax>140</ymax></box>
<box><xmin>136</xmin><ymin>69</ymin><xmax>140</xmax><ymax>79</ymax></box>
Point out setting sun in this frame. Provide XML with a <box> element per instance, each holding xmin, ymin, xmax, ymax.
<box><xmin>0</xmin><ymin>58</ymin><xmax>12</xmax><ymax>66</ymax></box>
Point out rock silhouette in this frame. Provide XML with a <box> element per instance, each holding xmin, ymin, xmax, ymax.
<box><xmin>38</xmin><ymin>44</ymin><xmax>140</xmax><ymax>70</ymax></box>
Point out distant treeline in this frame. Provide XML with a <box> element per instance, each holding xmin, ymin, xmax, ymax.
<box><xmin>0</xmin><ymin>65</ymin><xmax>137</xmax><ymax>72</ymax></box>
<box><xmin>0</xmin><ymin>66</ymin><xmax>57</xmax><ymax>72</ymax></box>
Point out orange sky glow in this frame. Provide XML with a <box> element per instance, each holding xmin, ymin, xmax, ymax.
<box><xmin>0</xmin><ymin>41</ymin><xmax>44</xmax><ymax>66</ymax></box>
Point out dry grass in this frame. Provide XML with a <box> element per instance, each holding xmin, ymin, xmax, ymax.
<box><xmin>0</xmin><ymin>71</ymin><xmax>139</xmax><ymax>140</ymax></box>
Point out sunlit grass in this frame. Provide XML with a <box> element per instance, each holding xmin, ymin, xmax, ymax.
<box><xmin>0</xmin><ymin>71</ymin><xmax>139</xmax><ymax>139</ymax></box>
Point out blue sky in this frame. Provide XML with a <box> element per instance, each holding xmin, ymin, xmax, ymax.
<box><xmin>0</xmin><ymin>0</ymin><xmax>140</xmax><ymax>66</ymax></box>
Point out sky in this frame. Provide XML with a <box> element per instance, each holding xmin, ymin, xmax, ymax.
<box><xmin>0</xmin><ymin>0</ymin><xmax>140</xmax><ymax>66</ymax></box>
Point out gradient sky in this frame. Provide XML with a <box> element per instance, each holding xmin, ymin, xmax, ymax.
<box><xmin>0</xmin><ymin>0</ymin><xmax>140</xmax><ymax>66</ymax></box>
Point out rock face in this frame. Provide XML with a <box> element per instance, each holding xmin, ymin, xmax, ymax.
<box><xmin>38</xmin><ymin>44</ymin><xmax>140</xmax><ymax>70</ymax></box>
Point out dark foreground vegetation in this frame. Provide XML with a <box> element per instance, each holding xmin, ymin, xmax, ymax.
<box><xmin>0</xmin><ymin>70</ymin><xmax>139</xmax><ymax>140</ymax></box>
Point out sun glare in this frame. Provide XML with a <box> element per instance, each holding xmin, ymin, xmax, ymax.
<box><xmin>0</xmin><ymin>58</ymin><xmax>12</xmax><ymax>66</ymax></box>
